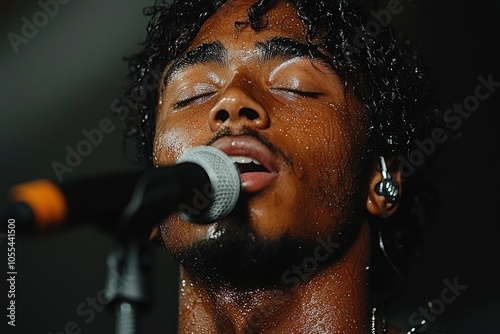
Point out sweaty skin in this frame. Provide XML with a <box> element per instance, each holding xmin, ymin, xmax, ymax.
<box><xmin>154</xmin><ymin>0</ymin><xmax>402</xmax><ymax>333</ymax></box>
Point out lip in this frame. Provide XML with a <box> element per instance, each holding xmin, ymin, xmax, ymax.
<box><xmin>211</xmin><ymin>135</ymin><xmax>279</xmax><ymax>193</ymax></box>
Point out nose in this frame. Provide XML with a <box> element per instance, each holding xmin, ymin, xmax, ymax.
<box><xmin>208</xmin><ymin>86</ymin><xmax>270</xmax><ymax>132</ymax></box>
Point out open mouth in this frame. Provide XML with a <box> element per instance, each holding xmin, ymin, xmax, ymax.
<box><xmin>229</xmin><ymin>156</ymin><xmax>269</xmax><ymax>173</ymax></box>
<box><xmin>211</xmin><ymin>136</ymin><xmax>279</xmax><ymax>193</ymax></box>
<box><xmin>229</xmin><ymin>155</ymin><xmax>275</xmax><ymax>193</ymax></box>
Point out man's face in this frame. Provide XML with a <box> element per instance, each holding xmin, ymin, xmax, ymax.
<box><xmin>154</xmin><ymin>0</ymin><xmax>372</xmax><ymax>284</ymax></box>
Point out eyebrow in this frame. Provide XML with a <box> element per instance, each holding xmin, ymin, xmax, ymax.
<box><xmin>163</xmin><ymin>37</ymin><xmax>333</xmax><ymax>86</ymax></box>
<box><xmin>257</xmin><ymin>36</ymin><xmax>337</xmax><ymax>74</ymax></box>
<box><xmin>255</xmin><ymin>36</ymin><xmax>317</xmax><ymax>62</ymax></box>
<box><xmin>163</xmin><ymin>41</ymin><xmax>227</xmax><ymax>86</ymax></box>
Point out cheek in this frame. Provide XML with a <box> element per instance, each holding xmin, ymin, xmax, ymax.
<box><xmin>154</xmin><ymin>127</ymin><xmax>192</xmax><ymax>166</ymax></box>
<box><xmin>274</xmin><ymin>103</ymin><xmax>356</xmax><ymax>176</ymax></box>
<box><xmin>273</xmin><ymin>104</ymin><xmax>366</xmax><ymax>237</ymax></box>
<box><xmin>154</xmin><ymin>112</ymin><xmax>207</xmax><ymax>166</ymax></box>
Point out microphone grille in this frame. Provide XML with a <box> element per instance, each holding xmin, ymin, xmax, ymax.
<box><xmin>177</xmin><ymin>146</ymin><xmax>241</xmax><ymax>223</ymax></box>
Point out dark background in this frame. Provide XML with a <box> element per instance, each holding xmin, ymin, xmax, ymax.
<box><xmin>1</xmin><ymin>1</ymin><xmax>499</xmax><ymax>333</ymax></box>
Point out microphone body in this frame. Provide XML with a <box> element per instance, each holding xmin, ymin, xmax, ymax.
<box><xmin>4</xmin><ymin>146</ymin><xmax>241</xmax><ymax>235</ymax></box>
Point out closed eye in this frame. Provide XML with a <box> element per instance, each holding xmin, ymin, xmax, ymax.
<box><xmin>271</xmin><ymin>88</ymin><xmax>322</xmax><ymax>99</ymax></box>
<box><xmin>173</xmin><ymin>91</ymin><xmax>217</xmax><ymax>109</ymax></box>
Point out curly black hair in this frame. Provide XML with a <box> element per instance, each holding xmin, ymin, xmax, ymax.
<box><xmin>116</xmin><ymin>0</ymin><xmax>442</xmax><ymax>307</ymax></box>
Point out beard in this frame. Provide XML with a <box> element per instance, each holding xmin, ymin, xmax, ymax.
<box><xmin>163</xmin><ymin>195</ymin><xmax>358</xmax><ymax>290</ymax></box>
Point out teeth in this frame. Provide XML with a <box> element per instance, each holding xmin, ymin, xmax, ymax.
<box><xmin>229</xmin><ymin>156</ymin><xmax>262</xmax><ymax>165</ymax></box>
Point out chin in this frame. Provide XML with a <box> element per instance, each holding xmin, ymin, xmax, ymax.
<box><xmin>161</xmin><ymin>208</ymin><xmax>350</xmax><ymax>290</ymax></box>
<box><xmin>159</xmin><ymin>175</ymin><xmax>359</xmax><ymax>288</ymax></box>
<box><xmin>173</xmin><ymin>226</ymin><xmax>316</xmax><ymax>289</ymax></box>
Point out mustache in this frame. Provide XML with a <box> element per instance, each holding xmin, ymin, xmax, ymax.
<box><xmin>205</xmin><ymin>126</ymin><xmax>293</xmax><ymax>167</ymax></box>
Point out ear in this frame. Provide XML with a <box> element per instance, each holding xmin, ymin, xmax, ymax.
<box><xmin>366</xmin><ymin>156</ymin><xmax>402</xmax><ymax>218</ymax></box>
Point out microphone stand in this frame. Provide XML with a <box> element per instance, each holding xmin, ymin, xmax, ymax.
<box><xmin>103</xmin><ymin>176</ymin><xmax>162</xmax><ymax>334</ymax></box>
<box><xmin>104</xmin><ymin>237</ymin><xmax>153</xmax><ymax>334</ymax></box>
<box><xmin>102</xmin><ymin>161</ymin><xmax>201</xmax><ymax>333</ymax></box>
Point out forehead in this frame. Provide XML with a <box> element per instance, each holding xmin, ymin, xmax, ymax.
<box><xmin>190</xmin><ymin>0</ymin><xmax>307</xmax><ymax>50</ymax></box>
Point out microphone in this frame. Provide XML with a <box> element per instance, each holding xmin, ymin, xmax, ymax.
<box><xmin>3</xmin><ymin>146</ymin><xmax>241</xmax><ymax>235</ymax></box>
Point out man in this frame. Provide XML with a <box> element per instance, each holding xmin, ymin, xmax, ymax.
<box><xmin>119</xmin><ymin>0</ymin><xmax>439</xmax><ymax>332</ymax></box>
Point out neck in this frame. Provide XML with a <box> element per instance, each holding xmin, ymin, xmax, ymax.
<box><xmin>177</xmin><ymin>223</ymin><xmax>379</xmax><ymax>334</ymax></box>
